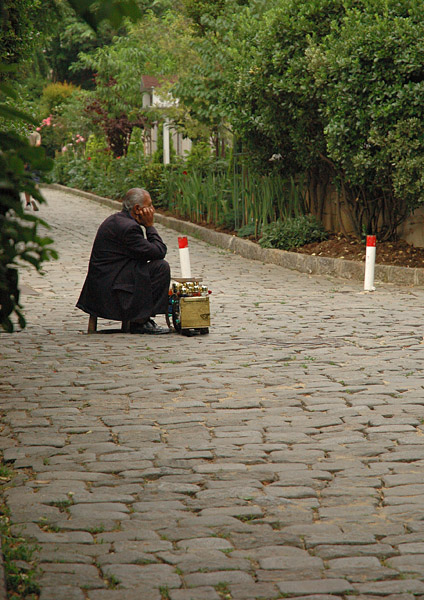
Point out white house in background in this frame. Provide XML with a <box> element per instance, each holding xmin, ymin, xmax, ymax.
<box><xmin>140</xmin><ymin>75</ymin><xmax>192</xmax><ymax>164</ymax></box>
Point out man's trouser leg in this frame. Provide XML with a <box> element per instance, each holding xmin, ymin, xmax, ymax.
<box><xmin>148</xmin><ymin>259</ymin><xmax>171</xmax><ymax>316</ymax></box>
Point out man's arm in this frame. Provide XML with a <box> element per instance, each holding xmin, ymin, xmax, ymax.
<box><xmin>123</xmin><ymin>222</ymin><xmax>167</xmax><ymax>261</ymax></box>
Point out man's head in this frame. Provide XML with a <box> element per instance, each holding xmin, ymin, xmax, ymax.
<box><xmin>122</xmin><ymin>188</ymin><xmax>150</xmax><ymax>211</ymax></box>
<box><xmin>122</xmin><ymin>187</ymin><xmax>154</xmax><ymax>226</ymax></box>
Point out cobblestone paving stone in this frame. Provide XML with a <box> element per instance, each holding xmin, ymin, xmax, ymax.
<box><xmin>1</xmin><ymin>187</ymin><xmax>424</xmax><ymax>600</ymax></box>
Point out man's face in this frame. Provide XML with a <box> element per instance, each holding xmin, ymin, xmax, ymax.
<box><xmin>132</xmin><ymin>192</ymin><xmax>154</xmax><ymax>224</ymax></box>
<box><xmin>142</xmin><ymin>193</ymin><xmax>153</xmax><ymax>210</ymax></box>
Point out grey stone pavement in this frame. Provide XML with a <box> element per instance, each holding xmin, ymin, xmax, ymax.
<box><xmin>1</xmin><ymin>187</ymin><xmax>424</xmax><ymax>600</ymax></box>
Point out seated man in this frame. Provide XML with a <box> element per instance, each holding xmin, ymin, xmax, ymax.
<box><xmin>76</xmin><ymin>187</ymin><xmax>171</xmax><ymax>334</ymax></box>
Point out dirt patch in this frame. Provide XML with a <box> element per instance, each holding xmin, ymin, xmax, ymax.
<box><xmin>158</xmin><ymin>209</ymin><xmax>424</xmax><ymax>269</ymax></box>
<box><xmin>292</xmin><ymin>234</ymin><xmax>424</xmax><ymax>268</ymax></box>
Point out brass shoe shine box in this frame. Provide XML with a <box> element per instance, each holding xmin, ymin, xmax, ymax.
<box><xmin>179</xmin><ymin>295</ymin><xmax>211</xmax><ymax>329</ymax></box>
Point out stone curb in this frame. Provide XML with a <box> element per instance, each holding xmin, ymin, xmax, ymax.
<box><xmin>46</xmin><ymin>184</ymin><xmax>424</xmax><ymax>287</ymax></box>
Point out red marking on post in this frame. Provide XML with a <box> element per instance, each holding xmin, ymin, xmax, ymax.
<box><xmin>366</xmin><ymin>235</ymin><xmax>376</xmax><ymax>247</ymax></box>
<box><xmin>178</xmin><ymin>237</ymin><xmax>188</xmax><ymax>249</ymax></box>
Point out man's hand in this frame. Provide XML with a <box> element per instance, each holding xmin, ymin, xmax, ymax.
<box><xmin>138</xmin><ymin>205</ymin><xmax>155</xmax><ymax>227</ymax></box>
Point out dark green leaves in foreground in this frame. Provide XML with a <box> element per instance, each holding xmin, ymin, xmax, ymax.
<box><xmin>67</xmin><ymin>0</ymin><xmax>142</xmax><ymax>30</ymax></box>
<box><xmin>0</xmin><ymin>74</ymin><xmax>57</xmax><ymax>332</ymax></box>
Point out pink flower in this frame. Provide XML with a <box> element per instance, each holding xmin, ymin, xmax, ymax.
<box><xmin>36</xmin><ymin>127</ymin><xmax>41</xmax><ymax>131</ymax></box>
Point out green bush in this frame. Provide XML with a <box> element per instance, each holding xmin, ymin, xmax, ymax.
<box><xmin>313</xmin><ymin>4</ymin><xmax>424</xmax><ymax>239</ymax></box>
<box><xmin>141</xmin><ymin>162</ymin><xmax>167</xmax><ymax>205</ymax></box>
<box><xmin>38</xmin><ymin>87</ymin><xmax>92</xmax><ymax>157</ymax></box>
<box><xmin>217</xmin><ymin>208</ymin><xmax>241</xmax><ymax>231</ymax></box>
<box><xmin>259</xmin><ymin>215</ymin><xmax>327</xmax><ymax>250</ymax></box>
<box><xmin>52</xmin><ymin>137</ymin><xmax>168</xmax><ymax>201</ymax></box>
<box><xmin>42</xmin><ymin>82</ymin><xmax>78</xmax><ymax>114</ymax></box>
<box><xmin>185</xmin><ymin>141</ymin><xmax>215</xmax><ymax>174</ymax></box>
<box><xmin>237</xmin><ymin>222</ymin><xmax>257</xmax><ymax>238</ymax></box>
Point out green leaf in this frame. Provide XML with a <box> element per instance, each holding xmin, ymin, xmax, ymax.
<box><xmin>0</xmin><ymin>105</ymin><xmax>37</xmax><ymax>124</ymax></box>
<box><xmin>68</xmin><ymin>0</ymin><xmax>142</xmax><ymax>30</ymax></box>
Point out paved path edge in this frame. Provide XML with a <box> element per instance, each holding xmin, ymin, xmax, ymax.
<box><xmin>48</xmin><ymin>183</ymin><xmax>424</xmax><ymax>287</ymax></box>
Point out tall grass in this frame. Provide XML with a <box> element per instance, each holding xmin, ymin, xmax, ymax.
<box><xmin>161</xmin><ymin>168</ymin><xmax>306</xmax><ymax>235</ymax></box>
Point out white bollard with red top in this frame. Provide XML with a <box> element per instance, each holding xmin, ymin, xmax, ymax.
<box><xmin>178</xmin><ymin>236</ymin><xmax>192</xmax><ymax>278</ymax></box>
<box><xmin>364</xmin><ymin>235</ymin><xmax>376</xmax><ymax>291</ymax></box>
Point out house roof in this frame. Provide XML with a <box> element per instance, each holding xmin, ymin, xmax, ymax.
<box><xmin>140</xmin><ymin>75</ymin><xmax>178</xmax><ymax>92</ymax></box>
<box><xmin>141</xmin><ymin>75</ymin><xmax>160</xmax><ymax>91</ymax></box>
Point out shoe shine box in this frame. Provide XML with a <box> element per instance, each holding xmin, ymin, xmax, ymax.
<box><xmin>179</xmin><ymin>296</ymin><xmax>210</xmax><ymax>329</ymax></box>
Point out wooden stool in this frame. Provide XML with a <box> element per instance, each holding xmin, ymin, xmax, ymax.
<box><xmin>88</xmin><ymin>315</ymin><xmax>130</xmax><ymax>334</ymax></box>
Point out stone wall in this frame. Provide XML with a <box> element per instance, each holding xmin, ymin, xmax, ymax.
<box><xmin>313</xmin><ymin>185</ymin><xmax>424</xmax><ymax>247</ymax></box>
<box><xmin>397</xmin><ymin>205</ymin><xmax>424</xmax><ymax>248</ymax></box>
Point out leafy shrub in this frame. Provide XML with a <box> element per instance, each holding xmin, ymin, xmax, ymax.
<box><xmin>141</xmin><ymin>162</ymin><xmax>167</xmax><ymax>205</ymax></box>
<box><xmin>53</xmin><ymin>137</ymin><xmax>169</xmax><ymax>201</ymax></box>
<box><xmin>237</xmin><ymin>222</ymin><xmax>257</xmax><ymax>238</ymax></box>
<box><xmin>185</xmin><ymin>141</ymin><xmax>214</xmax><ymax>174</ymax></box>
<box><xmin>216</xmin><ymin>208</ymin><xmax>241</xmax><ymax>231</ymax></box>
<box><xmin>259</xmin><ymin>215</ymin><xmax>327</xmax><ymax>250</ymax></box>
<box><xmin>313</xmin><ymin>5</ymin><xmax>424</xmax><ymax>239</ymax></box>
<box><xmin>57</xmin><ymin>89</ymin><xmax>93</xmax><ymax>142</ymax></box>
<box><xmin>127</xmin><ymin>127</ymin><xmax>145</xmax><ymax>160</ymax></box>
<box><xmin>42</xmin><ymin>82</ymin><xmax>78</xmax><ymax>114</ymax></box>
<box><xmin>37</xmin><ymin>89</ymin><xmax>92</xmax><ymax>157</ymax></box>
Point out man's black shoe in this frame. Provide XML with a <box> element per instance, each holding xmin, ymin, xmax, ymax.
<box><xmin>130</xmin><ymin>319</ymin><xmax>171</xmax><ymax>335</ymax></box>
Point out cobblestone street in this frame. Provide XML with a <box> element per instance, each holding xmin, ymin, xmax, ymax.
<box><xmin>2</xmin><ymin>187</ymin><xmax>424</xmax><ymax>600</ymax></box>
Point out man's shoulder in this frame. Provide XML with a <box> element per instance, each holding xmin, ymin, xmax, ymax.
<box><xmin>101</xmin><ymin>210</ymin><xmax>136</xmax><ymax>231</ymax></box>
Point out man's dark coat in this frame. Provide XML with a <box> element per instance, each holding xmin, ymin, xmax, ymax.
<box><xmin>76</xmin><ymin>210</ymin><xmax>167</xmax><ymax>322</ymax></box>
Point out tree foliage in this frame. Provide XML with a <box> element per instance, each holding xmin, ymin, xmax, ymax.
<box><xmin>312</xmin><ymin>0</ymin><xmax>424</xmax><ymax>237</ymax></box>
<box><xmin>0</xmin><ymin>0</ymin><xmax>59</xmax><ymax>67</ymax></box>
<box><xmin>171</xmin><ymin>1</ymin><xmax>266</xmax><ymax>150</ymax></box>
<box><xmin>66</xmin><ymin>0</ymin><xmax>142</xmax><ymax>31</ymax></box>
<box><xmin>0</xmin><ymin>0</ymin><xmax>142</xmax><ymax>332</ymax></box>
<box><xmin>174</xmin><ymin>0</ymin><xmax>424</xmax><ymax>238</ymax></box>
<box><xmin>219</xmin><ymin>0</ymin><xmax>352</xmax><ymax>174</ymax></box>
<box><xmin>181</xmin><ymin>0</ymin><xmax>249</xmax><ymax>35</ymax></box>
<box><xmin>77</xmin><ymin>35</ymin><xmax>148</xmax><ymax>155</ymax></box>
<box><xmin>45</xmin><ymin>4</ymin><xmax>117</xmax><ymax>88</ymax></box>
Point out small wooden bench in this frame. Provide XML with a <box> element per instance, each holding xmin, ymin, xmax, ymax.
<box><xmin>87</xmin><ymin>315</ymin><xmax>130</xmax><ymax>334</ymax></box>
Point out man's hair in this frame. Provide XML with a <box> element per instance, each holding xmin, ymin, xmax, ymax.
<box><xmin>122</xmin><ymin>188</ymin><xmax>148</xmax><ymax>211</ymax></box>
<box><xmin>29</xmin><ymin>131</ymin><xmax>41</xmax><ymax>146</ymax></box>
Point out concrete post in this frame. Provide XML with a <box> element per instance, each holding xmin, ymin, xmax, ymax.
<box><xmin>163</xmin><ymin>119</ymin><xmax>170</xmax><ymax>165</ymax></box>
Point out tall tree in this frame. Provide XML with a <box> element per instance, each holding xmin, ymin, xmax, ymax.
<box><xmin>0</xmin><ymin>0</ymin><xmax>58</xmax><ymax>68</ymax></box>
<box><xmin>172</xmin><ymin>0</ymin><xmax>260</xmax><ymax>152</ymax></box>
<box><xmin>45</xmin><ymin>5</ymin><xmax>117</xmax><ymax>88</ymax></box>
<box><xmin>313</xmin><ymin>0</ymin><xmax>424</xmax><ymax>238</ymax></box>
